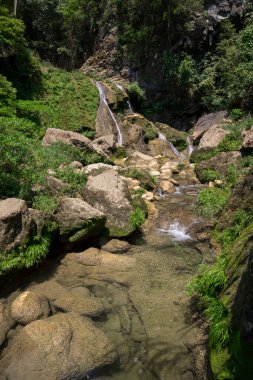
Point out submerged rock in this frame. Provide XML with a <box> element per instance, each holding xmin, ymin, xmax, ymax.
<box><xmin>10</xmin><ymin>291</ymin><xmax>50</xmax><ymax>325</ymax></box>
<box><xmin>82</xmin><ymin>170</ymin><xmax>134</xmax><ymax>237</ymax></box>
<box><xmin>53</xmin><ymin>296</ymin><xmax>105</xmax><ymax>317</ymax></box>
<box><xmin>54</xmin><ymin>197</ymin><xmax>106</xmax><ymax>245</ymax></box>
<box><xmin>101</xmin><ymin>239</ymin><xmax>131</xmax><ymax>254</ymax></box>
<box><xmin>0</xmin><ymin>313</ymin><xmax>117</xmax><ymax>380</ymax></box>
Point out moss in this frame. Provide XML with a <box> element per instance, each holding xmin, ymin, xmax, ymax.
<box><xmin>61</xmin><ymin>217</ymin><xmax>106</xmax><ymax>243</ymax></box>
<box><xmin>0</xmin><ymin>221</ymin><xmax>58</xmax><ymax>275</ymax></box>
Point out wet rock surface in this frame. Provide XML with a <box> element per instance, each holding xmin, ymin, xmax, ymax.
<box><xmin>10</xmin><ymin>291</ymin><xmax>50</xmax><ymax>325</ymax></box>
<box><xmin>0</xmin><ymin>313</ymin><xmax>117</xmax><ymax>380</ymax></box>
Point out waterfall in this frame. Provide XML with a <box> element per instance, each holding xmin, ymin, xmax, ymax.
<box><xmin>158</xmin><ymin>132</ymin><xmax>185</xmax><ymax>159</ymax></box>
<box><xmin>187</xmin><ymin>136</ymin><xmax>194</xmax><ymax>157</ymax></box>
<box><xmin>115</xmin><ymin>83</ymin><xmax>134</xmax><ymax>114</ymax></box>
<box><xmin>95</xmin><ymin>81</ymin><xmax>123</xmax><ymax>146</ymax></box>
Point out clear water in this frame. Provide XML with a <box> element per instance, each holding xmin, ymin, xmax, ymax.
<box><xmin>0</xmin><ymin>189</ymin><xmax>210</xmax><ymax>380</ymax></box>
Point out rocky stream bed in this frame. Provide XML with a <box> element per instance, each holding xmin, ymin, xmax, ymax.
<box><xmin>0</xmin><ymin>185</ymin><xmax>213</xmax><ymax>380</ymax></box>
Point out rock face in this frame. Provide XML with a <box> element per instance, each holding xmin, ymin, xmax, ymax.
<box><xmin>148</xmin><ymin>139</ymin><xmax>179</xmax><ymax>159</ymax></box>
<box><xmin>198</xmin><ymin>124</ymin><xmax>230</xmax><ymax>149</ymax></box>
<box><xmin>53</xmin><ymin>296</ymin><xmax>105</xmax><ymax>317</ymax></box>
<box><xmin>242</xmin><ymin>126</ymin><xmax>253</xmax><ymax>149</ymax></box>
<box><xmin>0</xmin><ymin>198</ymin><xmax>32</xmax><ymax>252</ymax></box>
<box><xmin>82</xmin><ymin>170</ymin><xmax>134</xmax><ymax>236</ymax></box>
<box><xmin>191</xmin><ymin>111</ymin><xmax>227</xmax><ymax>142</ymax></box>
<box><xmin>10</xmin><ymin>291</ymin><xmax>50</xmax><ymax>325</ymax></box>
<box><xmin>0</xmin><ymin>313</ymin><xmax>117</xmax><ymax>380</ymax></box>
<box><xmin>54</xmin><ymin>197</ymin><xmax>106</xmax><ymax>244</ymax></box>
<box><xmin>42</xmin><ymin>128</ymin><xmax>107</xmax><ymax>157</ymax></box>
<box><xmin>92</xmin><ymin>134</ymin><xmax>116</xmax><ymax>154</ymax></box>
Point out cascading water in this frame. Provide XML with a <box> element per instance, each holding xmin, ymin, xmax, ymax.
<box><xmin>157</xmin><ymin>221</ymin><xmax>192</xmax><ymax>242</ymax></box>
<box><xmin>187</xmin><ymin>136</ymin><xmax>194</xmax><ymax>157</ymax></box>
<box><xmin>158</xmin><ymin>132</ymin><xmax>186</xmax><ymax>159</ymax></box>
<box><xmin>115</xmin><ymin>83</ymin><xmax>134</xmax><ymax>114</ymax></box>
<box><xmin>95</xmin><ymin>81</ymin><xmax>123</xmax><ymax>146</ymax></box>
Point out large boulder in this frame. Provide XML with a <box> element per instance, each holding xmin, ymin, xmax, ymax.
<box><xmin>191</xmin><ymin>111</ymin><xmax>227</xmax><ymax>142</ymax></box>
<box><xmin>53</xmin><ymin>197</ymin><xmax>106</xmax><ymax>244</ymax></box>
<box><xmin>124</xmin><ymin>151</ymin><xmax>159</xmax><ymax>172</ymax></box>
<box><xmin>42</xmin><ymin>128</ymin><xmax>107</xmax><ymax>157</ymax></box>
<box><xmin>10</xmin><ymin>291</ymin><xmax>50</xmax><ymax>325</ymax></box>
<box><xmin>82</xmin><ymin>170</ymin><xmax>134</xmax><ymax>236</ymax></box>
<box><xmin>0</xmin><ymin>313</ymin><xmax>117</xmax><ymax>380</ymax></box>
<box><xmin>198</xmin><ymin>124</ymin><xmax>230</xmax><ymax>149</ymax></box>
<box><xmin>0</xmin><ymin>198</ymin><xmax>32</xmax><ymax>252</ymax></box>
<box><xmin>242</xmin><ymin>126</ymin><xmax>253</xmax><ymax>150</ymax></box>
<box><xmin>0</xmin><ymin>301</ymin><xmax>15</xmax><ymax>348</ymax></box>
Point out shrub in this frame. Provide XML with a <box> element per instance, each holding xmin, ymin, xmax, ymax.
<box><xmin>230</xmin><ymin>108</ymin><xmax>245</xmax><ymax>121</ymax></box>
<box><xmin>126</xmin><ymin>82</ymin><xmax>146</xmax><ymax>108</ymax></box>
<box><xmin>130</xmin><ymin>207</ymin><xmax>146</xmax><ymax>229</ymax></box>
<box><xmin>197</xmin><ymin>168</ymin><xmax>220</xmax><ymax>183</ymax></box>
<box><xmin>0</xmin><ymin>74</ymin><xmax>16</xmax><ymax>116</ymax></box>
<box><xmin>196</xmin><ymin>188</ymin><xmax>230</xmax><ymax>219</ymax></box>
<box><xmin>32</xmin><ymin>194</ymin><xmax>58</xmax><ymax>213</ymax></box>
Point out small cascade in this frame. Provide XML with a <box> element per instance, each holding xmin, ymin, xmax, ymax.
<box><xmin>175</xmin><ymin>186</ymin><xmax>183</xmax><ymax>195</ymax></box>
<box><xmin>95</xmin><ymin>81</ymin><xmax>123</xmax><ymax>146</ymax></box>
<box><xmin>158</xmin><ymin>132</ymin><xmax>185</xmax><ymax>159</ymax></box>
<box><xmin>187</xmin><ymin>136</ymin><xmax>194</xmax><ymax>157</ymax></box>
<box><xmin>115</xmin><ymin>83</ymin><xmax>134</xmax><ymax>114</ymax></box>
<box><xmin>157</xmin><ymin>221</ymin><xmax>192</xmax><ymax>242</ymax></box>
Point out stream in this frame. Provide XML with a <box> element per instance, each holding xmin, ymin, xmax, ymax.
<box><xmin>0</xmin><ymin>186</ymin><xmax>212</xmax><ymax>380</ymax></box>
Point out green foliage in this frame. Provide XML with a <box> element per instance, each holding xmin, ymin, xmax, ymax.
<box><xmin>130</xmin><ymin>207</ymin><xmax>146</xmax><ymax>229</ymax></box>
<box><xmin>190</xmin><ymin>148</ymin><xmax>219</xmax><ymax>164</ymax></box>
<box><xmin>230</xmin><ymin>109</ymin><xmax>245</xmax><ymax>121</ymax></box>
<box><xmin>215</xmin><ymin>210</ymin><xmax>251</xmax><ymax>250</ymax></box>
<box><xmin>125</xmin><ymin>82</ymin><xmax>146</xmax><ymax>108</ymax></box>
<box><xmin>218</xmin><ymin>133</ymin><xmax>243</xmax><ymax>153</ymax></box>
<box><xmin>204</xmin><ymin>297</ymin><xmax>230</xmax><ymax>350</ymax></box>
<box><xmin>188</xmin><ymin>255</ymin><xmax>227</xmax><ymax>299</ymax></box>
<box><xmin>197</xmin><ymin>168</ymin><xmax>220</xmax><ymax>183</ymax></box>
<box><xmin>0</xmin><ymin>222</ymin><xmax>58</xmax><ymax>275</ymax></box>
<box><xmin>41</xmin><ymin>67</ymin><xmax>99</xmax><ymax>132</ymax></box>
<box><xmin>196</xmin><ymin>188</ymin><xmax>230</xmax><ymax>219</ymax></box>
<box><xmin>0</xmin><ymin>6</ymin><xmax>25</xmax><ymax>53</ymax></box>
<box><xmin>0</xmin><ymin>74</ymin><xmax>16</xmax><ymax>116</ymax></box>
<box><xmin>32</xmin><ymin>194</ymin><xmax>58</xmax><ymax>213</ymax></box>
<box><xmin>54</xmin><ymin>167</ymin><xmax>87</xmax><ymax>195</ymax></box>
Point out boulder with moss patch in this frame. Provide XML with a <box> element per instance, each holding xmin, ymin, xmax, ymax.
<box><xmin>82</xmin><ymin>170</ymin><xmax>135</xmax><ymax>236</ymax></box>
<box><xmin>53</xmin><ymin>197</ymin><xmax>106</xmax><ymax>245</ymax></box>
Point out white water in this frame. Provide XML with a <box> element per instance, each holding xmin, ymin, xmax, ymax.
<box><xmin>157</xmin><ymin>221</ymin><xmax>192</xmax><ymax>242</ymax></box>
<box><xmin>115</xmin><ymin>83</ymin><xmax>134</xmax><ymax>113</ymax></box>
<box><xmin>158</xmin><ymin>132</ymin><xmax>186</xmax><ymax>159</ymax></box>
<box><xmin>187</xmin><ymin>136</ymin><xmax>194</xmax><ymax>157</ymax></box>
<box><xmin>95</xmin><ymin>81</ymin><xmax>123</xmax><ymax>146</ymax></box>
<box><xmin>175</xmin><ymin>186</ymin><xmax>183</xmax><ymax>195</ymax></box>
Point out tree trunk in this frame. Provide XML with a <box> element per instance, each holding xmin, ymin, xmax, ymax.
<box><xmin>14</xmin><ymin>0</ymin><xmax>17</xmax><ymax>17</ymax></box>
